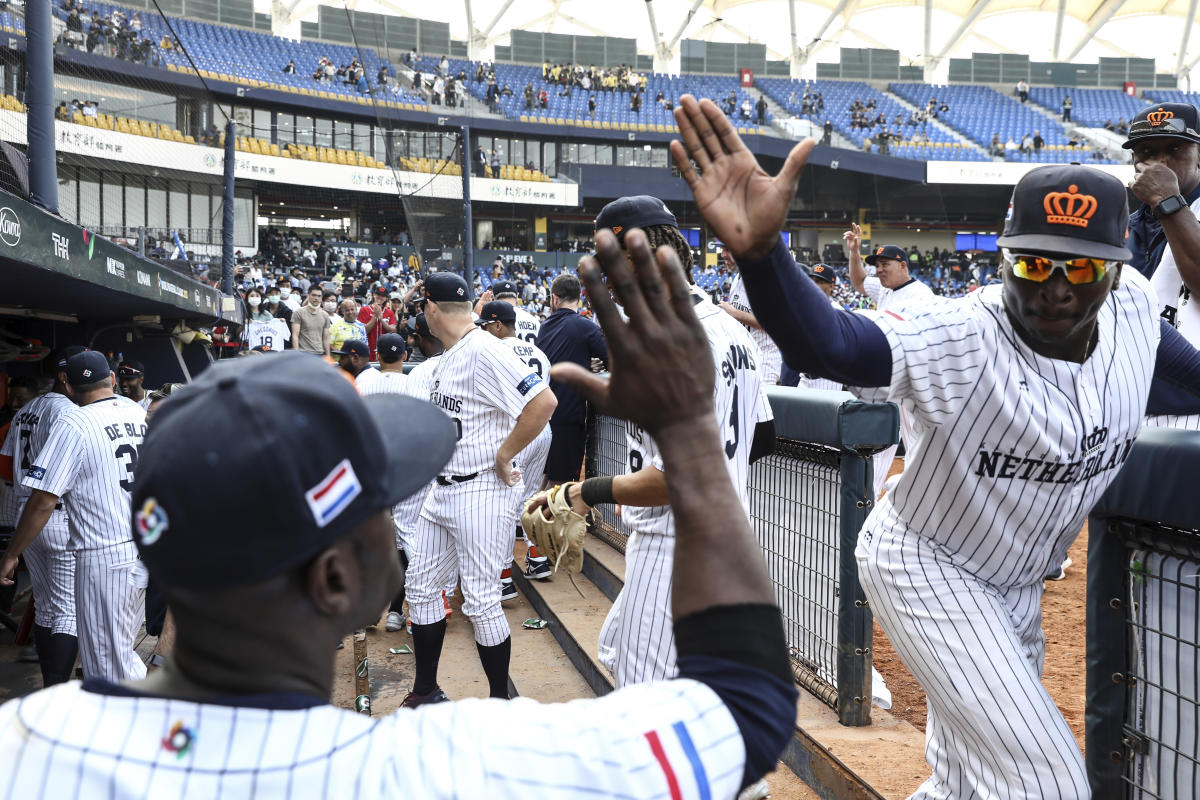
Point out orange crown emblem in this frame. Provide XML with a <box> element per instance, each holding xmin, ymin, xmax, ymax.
<box><xmin>1147</xmin><ymin>108</ymin><xmax>1174</xmax><ymax>127</ymax></box>
<box><xmin>875</xmin><ymin>246</ymin><xmax>884</xmax><ymax>254</ymax></box>
<box><xmin>1043</xmin><ymin>184</ymin><xmax>1097</xmax><ymax>228</ymax></box>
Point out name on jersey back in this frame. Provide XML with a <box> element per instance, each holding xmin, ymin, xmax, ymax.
<box><xmin>720</xmin><ymin>343</ymin><xmax>757</xmax><ymax>386</ymax></box>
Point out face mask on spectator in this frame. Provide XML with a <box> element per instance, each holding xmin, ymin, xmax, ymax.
<box><xmin>248</xmin><ymin>296</ymin><xmax>262</xmax><ymax>307</ymax></box>
<box><xmin>267</xmin><ymin>293</ymin><xmax>280</xmax><ymax>304</ymax></box>
<box><xmin>280</xmin><ymin>288</ymin><xmax>292</xmax><ymax>299</ymax></box>
<box><xmin>324</xmin><ymin>301</ymin><xmax>337</xmax><ymax>313</ymax></box>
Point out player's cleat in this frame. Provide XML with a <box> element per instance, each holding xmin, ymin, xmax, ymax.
<box><xmin>442</xmin><ymin>590</ymin><xmax>453</xmax><ymax>619</ymax></box>
<box><xmin>500</xmin><ymin>579</ymin><xmax>519</xmax><ymax>603</ymax></box>
<box><xmin>524</xmin><ymin>557</ymin><xmax>553</xmax><ymax>581</ymax></box>
<box><xmin>400</xmin><ymin>686</ymin><xmax>450</xmax><ymax>709</ymax></box>
<box><xmin>1046</xmin><ymin>556</ymin><xmax>1073</xmax><ymax>582</ymax></box>
<box><xmin>737</xmin><ymin>778</ymin><xmax>771</xmax><ymax>800</ymax></box>
<box><xmin>385</xmin><ymin>611</ymin><xmax>405</xmax><ymax>632</ymax></box>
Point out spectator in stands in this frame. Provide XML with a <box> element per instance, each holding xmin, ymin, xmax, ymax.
<box><xmin>989</xmin><ymin>133</ymin><xmax>1003</xmax><ymax>156</ymax></box>
<box><xmin>264</xmin><ymin>285</ymin><xmax>292</xmax><ymax>328</ymax></box>
<box><xmin>630</xmin><ymin>92</ymin><xmax>641</xmax><ymax>113</ymax></box>
<box><xmin>438</xmin><ymin>55</ymin><xmax>449</xmax><ymax>76</ymax></box>
<box><xmin>740</xmin><ymin>97</ymin><xmax>752</xmax><ymax>120</ymax></box>
<box><xmin>877</xmin><ymin>129</ymin><xmax>891</xmax><ymax>156</ymax></box>
<box><xmin>357</xmin><ymin>287</ymin><xmax>396</xmax><ymax>359</ymax></box>
<box><xmin>1061</xmin><ymin>95</ymin><xmax>1072</xmax><ymax>122</ymax></box>
<box><xmin>246</xmin><ymin>287</ymin><xmax>273</xmax><ymax>323</ymax></box>
<box><xmin>473</xmin><ymin>144</ymin><xmax>487</xmax><ymax>177</ymax></box>
<box><xmin>160</xmin><ymin>34</ymin><xmax>174</xmax><ymax>52</ymax></box>
<box><xmin>491</xmin><ymin>149</ymin><xmax>500</xmax><ymax>177</ymax></box>
<box><xmin>283</xmin><ymin>60</ymin><xmax>295</xmax><ymax>75</ymax></box>
<box><xmin>445</xmin><ymin>77</ymin><xmax>458</xmax><ymax>107</ymax></box>
<box><xmin>377</xmin><ymin>65</ymin><xmax>388</xmax><ymax>87</ymax></box>
<box><xmin>756</xmin><ymin>96</ymin><xmax>768</xmax><ymax>125</ymax></box>
<box><xmin>290</xmin><ymin>286</ymin><xmax>331</xmax><ymax>357</ymax></box>
<box><xmin>524</xmin><ymin>82</ymin><xmax>535</xmax><ymax>110</ymax></box>
<box><xmin>1016</xmin><ymin>78</ymin><xmax>1029</xmax><ymax>102</ymax></box>
<box><xmin>404</xmin><ymin>48</ymin><xmax>416</xmax><ymax>66</ymax></box>
<box><xmin>588</xmin><ymin>95</ymin><xmax>597</xmax><ymax>117</ymax></box>
<box><xmin>431</xmin><ymin>75</ymin><xmax>444</xmax><ymax>105</ymax></box>
<box><xmin>64</xmin><ymin>8</ymin><xmax>84</xmax><ymax>47</ymax></box>
<box><xmin>1032</xmin><ymin>130</ymin><xmax>1044</xmax><ymax>155</ymax></box>
<box><xmin>411</xmin><ymin>69</ymin><xmax>422</xmax><ymax>91</ymax></box>
<box><xmin>822</xmin><ymin>119</ymin><xmax>833</xmax><ymax>145</ymax></box>
<box><xmin>1019</xmin><ymin>133</ymin><xmax>1032</xmax><ymax>158</ymax></box>
<box><xmin>276</xmin><ymin>275</ymin><xmax>302</xmax><ymax>311</ymax></box>
<box><xmin>1004</xmin><ymin>136</ymin><xmax>1018</xmax><ymax>157</ymax></box>
<box><xmin>55</xmin><ymin>101</ymin><xmax>69</xmax><ymax>121</ymax></box>
<box><xmin>1117</xmin><ymin>118</ymin><xmax>1130</xmax><ymax>135</ymax></box>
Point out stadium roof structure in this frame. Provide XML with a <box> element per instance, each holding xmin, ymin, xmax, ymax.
<box><xmin>264</xmin><ymin>0</ymin><xmax>1200</xmax><ymax>80</ymax></box>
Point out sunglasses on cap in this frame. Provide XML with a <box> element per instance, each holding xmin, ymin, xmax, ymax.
<box><xmin>117</xmin><ymin>366</ymin><xmax>144</xmax><ymax>377</ymax></box>
<box><xmin>1003</xmin><ymin>251</ymin><xmax>1117</xmax><ymax>285</ymax></box>
<box><xmin>1128</xmin><ymin>117</ymin><xmax>1200</xmax><ymax>138</ymax></box>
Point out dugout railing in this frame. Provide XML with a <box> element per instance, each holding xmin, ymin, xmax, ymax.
<box><xmin>585</xmin><ymin>386</ymin><xmax>899</xmax><ymax>726</ymax></box>
<box><xmin>1087</xmin><ymin>428</ymin><xmax>1200</xmax><ymax>800</ymax></box>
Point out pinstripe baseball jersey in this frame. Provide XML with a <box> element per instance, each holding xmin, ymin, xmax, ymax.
<box><xmin>856</xmin><ymin>270</ymin><xmax>1159</xmax><ymax>586</ymax></box>
<box><xmin>355</xmin><ymin>367</ymin><xmax>408</xmax><ymax>396</ymax></box>
<box><xmin>513</xmin><ymin>306</ymin><xmax>541</xmax><ymax>344</ymax></box>
<box><xmin>1149</xmin><ymin>193</ymin><xmax>1200</xmax><ymax>345</ymax></box>
<box><xmin>863</xmin><ymin>275</ymin><xmax>935</xmax><ymax>310</ymax></box>
<box><xmin>803</xmin><ymin>299</ymin><xmax>848</xmax><ymax>391</ymax></box>
<box><xmin>727</xmin><ymin>273</ymin><xmax>781</xmax><ymax>370</ymax></box>
<box><xmin>0</xmin><ymin>392</ymin><xmax>75</xmax><ymax>528</ymax></box>
<box><xmin>405</xmin><ymin>355</ymin><xmax>441</xmax><ymax>400</ymax></box>
<box><xmin>0</xmin><ymin>677</ymin><xmax>745</xmax><ymax>799</ymax></box>
<box><xmin>247</xmin><ymin>318</ymin><xmax>291</xmax><ymax>352</ymax></box>
<box><xmin>20</xmin><ymin>396</ymin><xmax>147</xmax><ymax>550</ymax></box>
<box><xmin>622</xmin><ymin>293</ymin><xmax>772</xmax><ymax>536</ymax></box>
<box><xmin>428</xmin><ymin>329</ymin><xmax>548</xmax><ymax>475</ymax></box>
<box><xmin>501</xmin><ymin>338</ymin><xmax>551</xmax><ymax>384</ymax></box>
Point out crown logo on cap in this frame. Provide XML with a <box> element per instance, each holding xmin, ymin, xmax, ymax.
<box><xmin>1043</xmin><ymin>184</ymin><xmax>1097</xmax><ymax>229</ymax></box>
<box><xmin>1147</xmin><ymin>108</ymin><xmax>1174</xmax><ymax>127</ymax></box>
<box><xmin>875</xmin><ymin>246</ymin><xmax>884</xmax><ymax>255</ymax></box>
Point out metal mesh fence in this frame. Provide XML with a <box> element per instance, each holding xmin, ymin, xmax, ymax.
<box><xmin>585</xmin><ymin>411</ymin><xmax>848</xmax><ymax>707</ymax></box>
<box><xmin>1121</xmin><ymin>525</ymin><xmax>1200</xmax><ymax>800</ymax></box>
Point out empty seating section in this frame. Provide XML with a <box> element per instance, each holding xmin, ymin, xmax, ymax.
<box><xmin>1143</xmin><ymin>89</ymin><xmax>1200</xmax><ymax>109</ymax></box>
<box><xmin>760</xmin><ymin>78</ymin><xmax>987</xmax><ymax>162</ymax></box>
<box><xmin>1028</xmin><ymin>87</ymin><xmax>1145</xmax><ymax>127</ymax></box>
<box><xmin>67</xmin><ymin>107</ymin><xmax>194</xmax><ymax>143</ymax></box>
<box><xmin>0</xmin><ymin>10</ymin><xmax>24</xmax><ymax>33</ymax></box>
<box><xmin>890</xmin><ymin>83</ymin><xmax>1118</xmax><ymax>164</ymax></box>
<box><xmin>0</xmin><ymin>95</ymin><xmax>26</xmax><ymax>113</ymax></box>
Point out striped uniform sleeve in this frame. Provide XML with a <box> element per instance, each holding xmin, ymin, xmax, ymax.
<box><xmin>862</xmin><ymin>276</ymin><xmax>883</xmax><ymax>304</ymax></box>
<box><xmin>18</xmin><ymin>414</ymin><xmax>82</xmax><ymax>498</ymax></box>
<box><xmin>388</xmin><ymin>679</ymin><xmax>745</xmax><ymax>798</ymax></box>
<box><xmin>857</xmin><ymin>301</ymin><xmax>988</xmax><ymax>426</ymax></box>
<box><xmin>475</xmin><ymin>338</ymin><xmax>548</xmax><ymax>418</ymax></box>
<box><xmin>754</xmin><ymin>385</ymin><xmax>773</xmax><ymax>424</ymax></box>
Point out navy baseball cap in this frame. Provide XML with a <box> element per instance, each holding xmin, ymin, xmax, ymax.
<box><xmin>65</xmin><ymin>351</ymin><xmax>111</xmax><ymax>386</ymax></box>
<box><xmin>425</xmin><ymin>272</ymin><xmax>470</xmax><ymax>303</ymax></box>
<box><xmin>408</xmin><ymin>312</ymin><xmax>434</xmax><ymax>339</ymax></box>
<box><xmin>810</xmin><ymin>263</ymin><xmax>836</xmax><ymax>284</ymax></box>
<box><xmin>55</xmin><ymin>345</ymin><xmax>87</xmax><ymax>370</ymax></box>
<box><xmin>132</xmin><ymin>352</ymin><xmax>456</xmax><ymax>590</ymax></box>
<box><xmin>864</xmin><ymin>245</ymin><xmax>908</xmax><ymax>266</ymax></box>
<box><xmin>475</xmin><ymin>300</ymin><xmax>517</xmax><ymax>326</ymax></box>
<box><xmin>997</xmin><ymin>164</ymin><xmax>1131</xmax><ymax>261</ymax></box>
<box><xmin>1122</xmin><ymin>102</ymin><xmax>1200</xmax><ymax>149</ymax></box>
<box><xmin>492</xmin><ymin>280</ymin><xmax>518</xmax><ymax>297</ymax></box>
<box><xmin>595</xmin><ymin>195</ymin><xmax>678</xmax><ymax>243</ymax></box>
<box><xmin>377</xmin><ymin>333</ymin><xmax>406</xmax><ymax>363</ymax></box>
<box><xmin>332</xmin><ymin>339</ymin><xmax>369</xmax><ymax>358</ymax></box>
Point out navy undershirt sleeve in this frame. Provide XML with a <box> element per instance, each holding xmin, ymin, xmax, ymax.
<box><xmin>735</xmin><ymin>237</ymin><xmax>892</xmax><ymax>387</ymax></box>
<box><xmin>1148</xmin><ymin>319</ymin><xmax>1200</xmax><ymax>415</ymax></box>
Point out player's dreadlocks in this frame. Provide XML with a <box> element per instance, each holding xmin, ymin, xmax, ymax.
<box><xmin>643</xmin><ymin>224</ymin><xmax>695</xmax><ymax>283</ymax></box>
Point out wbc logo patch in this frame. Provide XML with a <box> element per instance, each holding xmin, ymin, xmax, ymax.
<box><xmin>135</xmin><ymin>497</ymin><xmax>169</xmax><ymax>546</ymax></box>
<box><xmin>305</xmin><ymin>458</ymin><xmax>362</xmax><ymax>527</ymax></box>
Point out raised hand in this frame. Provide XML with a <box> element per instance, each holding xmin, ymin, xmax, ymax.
<box><xmin>550</xmin><ymin>228</ymin><xmax>714</xmax><ymax>436</ymax></box>
<box><xmin>671</xmin><ymin>94</ymin><xmax>814</xmax><ymax>260</ymax></box>
<box><xmin>843</xmin><ymin>222</ymin><xmax>862</xmax><ymax>250</ymax></box>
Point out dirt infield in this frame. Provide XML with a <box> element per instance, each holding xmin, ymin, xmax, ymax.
<box><xmin>870</xmin><ymin>524</ymin><xmax>1091</xmax><ymax>752</ymax></box>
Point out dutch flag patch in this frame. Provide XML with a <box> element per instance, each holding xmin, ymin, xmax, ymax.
<box><xmin>305</xmin><ymin>458</ymin><xmax>362</xmax><ymax>528</ymax></box>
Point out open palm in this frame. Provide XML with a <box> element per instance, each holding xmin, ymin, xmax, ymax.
<box><xmin>670</xmin><ymin>95</ymin><xmax>814</xmax><ymax>260</ymax></box>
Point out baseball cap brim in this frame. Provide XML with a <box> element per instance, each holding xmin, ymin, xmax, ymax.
<box><xmin>996</xmin><ymin>232</ymin><xmax>1132</xmax><ymax>261</ymax></box>
<box><xmin>1121</xmin><ymin>131</ymin><xmax>1200</xmax><ymax>149</ymax></box>
<box><xmin>864</xmin><ymin>254</ymin><xmax>897</xmax><ymax>265</ymax></box>
<box><xmin>363</xmin><ymin>393</ymin><xmax>457</xmax><ymax>505</ymax></box>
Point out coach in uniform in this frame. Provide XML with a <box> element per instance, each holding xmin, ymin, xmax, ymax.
<box><xmin>1124</xmin><ymin>101</ymin><xmax>1200</xmax><ymax>429</ymax></box>
<box><xmin>1</xmin><ymin>350</ymin><xmax>148</xmax><ymax>681</ymax></box>
<box><xmin>668</xmin><ymin>93</ymin><xmax>1200</xmax><ymax>800</ymax></box>
<box><xmin>536</xmin><ymin>272</ymin><xmax>608</xmax><ymax>486</ymax></box>
<box><xmin>403</xmin><ymin>273</ymin><xmax>557</xmax><ymax>706</ymax></box>
<box><xmin>0</xmin><ymin>348</ymin><xmax>84</xmax><ymax>686</ymax></box>
<box><xmin>0</xmin><ymin>255</ymin><xmax>799</xmax><ymax>795</ymax></box>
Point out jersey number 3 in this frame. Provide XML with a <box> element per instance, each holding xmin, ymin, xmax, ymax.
<box><xmin>724</xmin><ymin>386</ymin><xmax>739</xmax><ymax>460</ymax></box>
<box><xmin>114</xmin><ymin>444</ymin><xmax>139</xmax><ymax>492</ymax></box>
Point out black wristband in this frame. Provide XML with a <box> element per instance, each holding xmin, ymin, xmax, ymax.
<box><xmin>579</xmin><ymin>476</ymin><xmax>616</xmax><ymax>507</ymax></box>
<box><xmin>675</xmin><ymin>604</ymin><xmax>793</xmax><ymax>686</ymax></box>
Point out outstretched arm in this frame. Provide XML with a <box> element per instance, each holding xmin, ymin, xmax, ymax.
<box><xmin>1148</xmin><ymin>320</ymin><xmax>1200</xmax><ymax>415</ymax></box>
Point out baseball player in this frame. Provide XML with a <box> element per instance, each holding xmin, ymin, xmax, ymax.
<box><xmin>669</xmin><ymin>93</ymin><xmax>1200</xmax><ymax>800</ymax></box>
<box><xmin>0</xmin><ymin>350</ymin><xmax>148</xmax><ymax>682</ymax></box>
<box><xmin>403</xmin><ymin>273</ymin><xmax>557</xmax><ymax>706</ymax></box>
<box><xmin>1124</xmin><ymin>102</ymin><xmax>1200</xmax><ymax>431</ymax></box>
<box><xmin>356</xmin><ymin>331</ymin><xmax>408</xmax><ymax>395</ymax></box>
<box><xmin>846</xmin><ymin>225</ymin><xmax>939</xmax><ymax>498</ymax></box>
<box><xmin>721</xmin><ymin>249</ymin><xmax>783</xmax><ymax>385</ymax></box>
<box><xmin>798</xmin><ymin>264</ymin><xmax>845</xmax><ymax>391</ymax></box>
<box><xmin>476</xmin><ymin>300</ymin><xmax>555</xmax><ymax>595</ymax></box>
<box><xmin>531</xmin><ymin>199</ymin><xmax>775</xmax><ymax>707</ymax></box>
<box><xmin>0</xmin><ymin>285</ymin><xmax>800</xmax><ymax>798</ymax></box>
<box><xmin>117</xmin><ymin>360</ymin><xmax>152</xmax><ymax>410</ymax></box>
<box><xmin>488</xmin><ymin>279</ymin><xmax>542</xmax><ymax>343</ymax></box>
<box><xmin>386</xmin><ymin>316</ymin><xmax>449</xmax><ymax>634</ymax></box>
<box><xmin>0</xmin><ymin>348</ymin><xmax>84</xmax><ymax>686</ymax></box>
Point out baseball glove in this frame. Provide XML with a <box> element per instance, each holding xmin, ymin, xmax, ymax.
<box><xmin>521</xmin><ymin>483</ymin><xmax>587</xmax><ymax>577</ymax></box>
